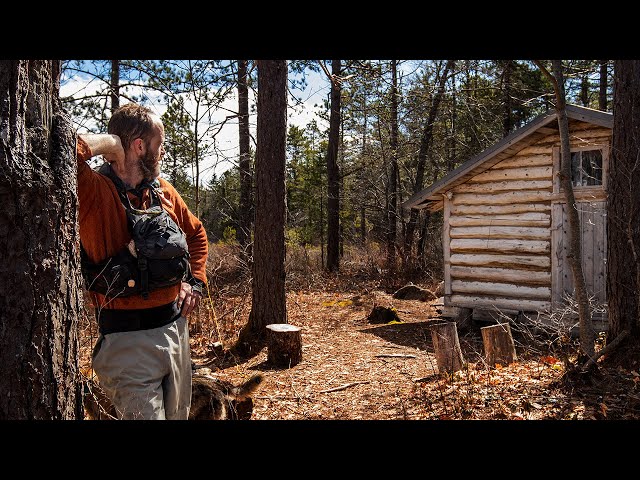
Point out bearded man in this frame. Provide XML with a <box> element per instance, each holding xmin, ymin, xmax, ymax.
<box><xmin>76</xmin><ymin>102</ymin><xmax>208</xmax><ymax>420</ymax></box>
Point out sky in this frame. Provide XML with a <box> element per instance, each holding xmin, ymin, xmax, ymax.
<box><xmin>60</xmin><ymin>62</ymin><xmax>331</xmax><ymax>185</ymax></box>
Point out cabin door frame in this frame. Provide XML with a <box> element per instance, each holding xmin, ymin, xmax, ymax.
<box><xmin>550</xmin><ymin>144</ymin><xmax>609</xmax><ymax>320</ymax></box>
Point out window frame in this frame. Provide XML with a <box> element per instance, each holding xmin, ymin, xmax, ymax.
<box><xmin>552</xmin><ymin>144</ymin><xmax>609</xmax><ymax>195</ymax></box>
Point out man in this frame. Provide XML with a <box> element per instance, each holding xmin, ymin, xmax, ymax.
<box><xmin>76</xmin><ymin>102</ymin><xmax>208</xmax><ymax>420</ymax></box>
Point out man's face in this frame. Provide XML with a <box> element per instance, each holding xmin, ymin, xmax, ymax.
<box><xmin>139</xmin><ymin>118</ymin><xmax>165</xmax><ymax>180</ymax></box>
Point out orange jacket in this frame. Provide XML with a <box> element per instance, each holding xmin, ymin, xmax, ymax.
<box><xmin>76</xmin><ymin>136</ymin><xmax>208</xmax><ymax>310</ymax></box>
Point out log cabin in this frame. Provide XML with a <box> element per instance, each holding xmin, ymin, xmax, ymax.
<box><xmin>403</xmin><ymin>105</ymin><xmax>612</xmax><ymax>329</ymax></box>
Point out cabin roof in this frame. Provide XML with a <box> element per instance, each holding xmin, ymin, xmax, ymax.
<box><xmin>402</xmin><ymin>104</ymin><xmax>613</xmax><ymax>212</ymax></box>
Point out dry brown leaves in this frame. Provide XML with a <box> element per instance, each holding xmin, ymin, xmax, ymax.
<box><xmin>78</xmin><ymin>247</ymin><xmax>640</xmax><ymax>421</ymax></box>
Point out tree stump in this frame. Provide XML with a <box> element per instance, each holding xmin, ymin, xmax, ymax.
<box><xmin>481</xmin><ymin>323</ymin><xmax>517</xmax><ymax>367</ymax></box>
<box><xmin>429</xmin><ymin>321</ymin><xmax>465</xmax><ymax>374</ymax></box>
<box><xmin>266</xmin><ymin>324</ymin><xmax>302</xmax><ymax>368</ymax></box>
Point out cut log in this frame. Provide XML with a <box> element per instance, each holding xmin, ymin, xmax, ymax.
<box><xmin>450</xmin><ymin>226</ymin><xmax>549</xmax><ymax>240</ymax></box>
<box><xmin>266</xmin><ymin>324</ymin><xmax>302</xmax><ymax>368</ymax></box>
<box><xmin>429</xmin><ymin>322</ymin><xmax>465</xmax><ymax>374</ymax></box>
<box><xmin>481</xmin><ymin>323</ymin><xmax>518</xmax><ymax>368</ymax></box>
<box><xmin>451</xmin><ymin>280</ymin><xmax>551</xmax><ymax>300</ymax></box>
<box><xmin>449</xmin><ymin>294</ymin><xmax>551</xmax><ymax>312</ymax></box>
<box><xmin>449</xmin><ymin>266</ymin><xmax>551</xmax><ymax>286</ymax></box>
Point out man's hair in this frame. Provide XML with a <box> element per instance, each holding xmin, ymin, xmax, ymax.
<box><xmin>107</xmin><ymin>103</ymin><xmax>158</xmax><ymax>151</ymax></box>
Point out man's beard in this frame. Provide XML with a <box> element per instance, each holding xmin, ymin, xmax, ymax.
<box><xmin>138</xmin><ymin>145</ymin><xmax>161</xmax><ymax>180</ymax></box>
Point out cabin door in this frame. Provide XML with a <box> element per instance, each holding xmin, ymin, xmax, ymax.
<box><xmin>551</xmin><ymin>200</ymin><xmax>607</xmax><ymax>317</ymax></box>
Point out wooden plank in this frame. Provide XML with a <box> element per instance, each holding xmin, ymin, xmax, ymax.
<box><xmin>515</xmin><ymin>145</ymin><xmax>559</xmax><ymax>156</ymax></box>
<box><xmin>450</xmin><ymin>226</ymin><xmax>549</xmax><ymax>240</ymax></box>
<box><xmin>450</xmin><ymin>253</ymin><xmax>550</xmax><ymax>269</ymax></box>
<box><xmin>449</xmin><ymin>294</ymin><xmax>551</xmax><ymax>312</ymax></box>
<box><xmin>551</xmin><ymin>202</ymin><xmax>564</xmax><ymax>309</ymax></box>
<box><xmin>550</xmin><ymin>190</ymin><xmax>607</xmax><ymax>203</ymax></box>
<box><xmin>450</xmin><ymin>266</ymin><xmax>551</xmax><ymax>286</ymax></box>
<box><xmin>569</xmin><ymin>128</ymin><xmax>613</xmax><ymax>139</ymax></box>
<box><xmin>560</xmin><ymin>203</ymin><xmax>574</xmax><ymax>304</ymax></box>
<box><xmin>451</xmin><ymin>203</ymin><xmax>551</xmax><ymax>216</ymax></box>
<box><xmin>451</xmin><ymin>280</ymin><xmax>551</xmax><ymax>300</ymax></box>
<box><xmin>455</xmin><ymin>180</ymin><xmax>553</xmax><ymax>193</ymax></box>
<box><xmin>583</xmin><ymin>201</ymin><xmax>607</xmax><ymax>305</ymax></box>
<box><xmin>452</xmin><ymin>190</ymin><xmax>552</xmax><ymax>206</ymax></box>
<box><xmin>449</xmin><ymin>212</ymin><xmax>551</xmax><ymax>228</ymax></box>
<box><xmin>470</xmin><ymin>166</ymin><xmax>552</xmax><ymax>183</ymax></box>
<box><xmin>450</xmin><ymin>238</ymin><xmax>550</xmax><ymax>254</ymax></box>
<box><xmin>494</xmin><ymin>154</ymin><xmax>552</xmax><ymax>169</ymax></box>
<box><xmin>552</xmin><ymin>146</ymin><xmax>560</xmax><ymax>194</ymax></box>
<box><xmin>581</xmin><ymin>203</ymin><xmax>595</xmax><ymax>302</ymax></box>
<box><xmin>593</xmin><ymin>201</ymin><xmax>606</xmax><ymax>305</ymax></box>
<box><xmin>443</xmin><ymin>195</ymin><xmax>452</xmax><ymax>296</ymax></box>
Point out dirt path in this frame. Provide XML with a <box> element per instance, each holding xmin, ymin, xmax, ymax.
<box><xmin>192</xmin><ymin>290</ymin><xmax>446</xmax><ymax>420</ymax></box>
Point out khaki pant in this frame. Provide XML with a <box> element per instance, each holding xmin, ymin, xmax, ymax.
<box><xmin>92</xmin><ymin>316</ymin><xmax>192</xmax><ymax>420</ymax></box>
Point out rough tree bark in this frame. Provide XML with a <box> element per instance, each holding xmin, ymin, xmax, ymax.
<box><xmin>387</xmin><ymin>59</ymin><xmax>399</xmax><ymax>272</ymax></box>
<box><xmin>501</xmin><ymin>60</ymin><xmax>514</xmax><ymax>136</ymax></box>
<box><xmin>430</xmin><ymin>322</ymin><xmax>465</xmax><ymax>374</ymax></box>
<box><xmin>266</xmin><ymin>324</ymin><xmax>302</xmax><ymax>368</ymax></box>
<box><xmin>481</xmin><ymin>323</ymin><xmax>518</xmax><ymax>367</ymax></box>
<box><xmin>326</xmin><ymin>59</ymin><xmax>341</xmax><ymax>272</ymax></box>
<box><xmin>599</xmin><ymin>60</ymin><xmax>608</xmax><ymax>112</ymax></box>
<box><xmin>607</xmin><ymin>60</ymin><xmax>640</xmax><ymax>344</ymax></box>
<box><xmin>234</xmin><ymin>60</ymin><xmax>288</xmax><ymax>357</ymax></box>
<box><xmin>0</xmin><ymin>60</ymin><xmax>83</xmax><ymax>419</ymax></box>
<box><xmin>536</xmin><ymin>60</ymin><xmax>595</xmax><ymax>358</ymax></box>
<box><xmin>237</xmin><ymin>59</ymin><xmax>253</xmax><ymax>260</ymax></box>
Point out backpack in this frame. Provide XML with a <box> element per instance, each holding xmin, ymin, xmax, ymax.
<box><xmin>80</xmin><ymin>164</ymin><xmax>191</xmax><ymax>300</ymax></box>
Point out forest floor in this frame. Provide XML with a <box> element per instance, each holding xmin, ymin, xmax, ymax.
<box><xmin>78</xmin><ymin>244</ymin><xmax>640</xmax><ymax>421</ymax></box>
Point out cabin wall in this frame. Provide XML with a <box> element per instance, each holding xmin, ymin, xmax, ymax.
<box><xmin>443</xmin><ymin>122</ymin><xmax>611</xmax><ymax>316</ymax></box>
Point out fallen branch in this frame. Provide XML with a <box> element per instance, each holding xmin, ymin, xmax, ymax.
<box><xmin>581</xmin><ymin>329</ymin><xmax>629</xmax><ymax>372</ymax></box>
<box><xmin>319</xmin><ymin>381</ymin><xmax>370</xmax><ymax>393</ymax></box>
<box><xmin>255</xmin><ymin>395</ymin><xmax>311</xmax><ymax>400</ymax></box>
<box><xmin>375</xmin><ymin>354</ymin><xmax>417</xmax><ymax>359</ymax></box>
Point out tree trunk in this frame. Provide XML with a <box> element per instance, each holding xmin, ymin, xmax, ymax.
<box><xmin>599</xmin><ymin>60</ymin><xmax>608</xmax><ymax>111</ymax></box>
<box><xmin>235</xmin><ymin>60</ymin><xmax>288</xmax><ymax>357</ymax></box>
<box><xmin>0</xmin><ymin>60</ymin><xmax>83</xmax><ymax>419</ymax></box>
<box><xmin>537</xmin><ymin>60</ymin><xmax>595</xmax><ymax>358</ymax></box>
<box><xmin>502</xmin><ymin>60</ymin><xmax>514</xmax><ymax>136</ymax></box>
<box><xmin>193</xmin><ymin>96</ymin><xmax>201</xmax><ymax>218</ymax></box>
<box><xmin>360</xmin><ymin>89</ymin><xmax>368</xmax><ymax>248</ymax></box>
<box><xmin>580</xmin><ymin>70</ymin><xmax>590</xmax><ymax>107</ymax></box>
<box><xmin>387</xmin><ymin>59</ymin><xmax>399</xmax><ymax>273</ymax></box>
<box><xmin>110</xmin><ymin>60</ymin><xmax>119</xmax><ymax>113</ymax></box>
<box><xmin>417</xmin><ymin>210</ymin><xmax>430</xmax><ymax>261</ymax></box>
<box><xmin>326</xmin><ymin>59</ymin><xmax>341</xmax><ymax>272</ymax></box>
<box><xmin>607</xmin><ymin>60</ymin><xmax>640</xmax><ymax>343</ymax></box>
<box><xmin>481</xmin><ymin>323</ymin><xmax>517</xmax><ymax>367</ymax></box>
<box><xmin>237</xmin><ymin>59</ymin><xmax>252</xmax><ymax>260</ymax></box>
<box><xmin>404</xmin><ymin>60</ymin><xmax>453</xmax><ymax>263</ymax></box>
<box><xmin>447</xmin><ymin>63</ymin><xmax>457</xmax><ymax>173</ymax></box>
<box><xmin>360</xmin><ymin>206</ymin><xmax>366</xmax><ymax>247</ymax></box>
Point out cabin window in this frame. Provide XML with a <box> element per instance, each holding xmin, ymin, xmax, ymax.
<box><xmin>571</xmin><ymin>149</ymin><xmax>603</xmax><ymax>187</ymax></box>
